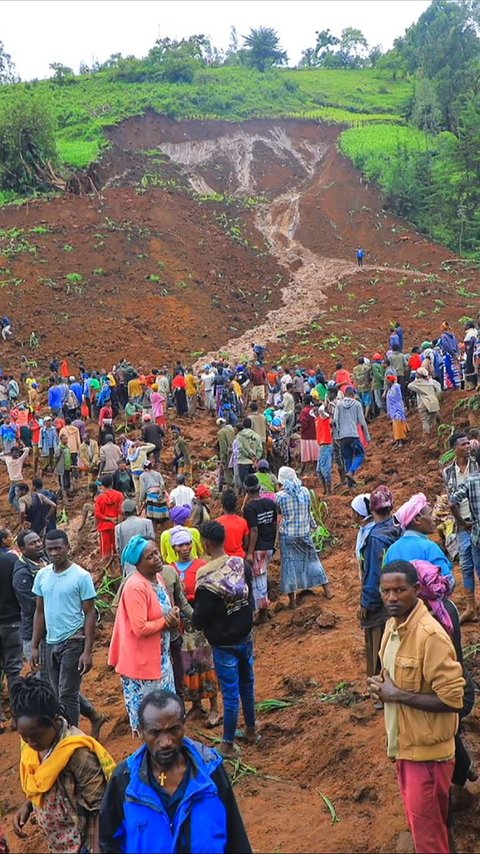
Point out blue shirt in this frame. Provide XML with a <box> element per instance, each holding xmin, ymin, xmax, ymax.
<box><xmin>70</xmin><ymin>382</ymin><xmax>84</xmax><ymax>404</ymax></box>
<box><xmin>32</xmin><ymin>562</ymin><xmax>96</xmax><ymax>643</ymax></box>
<box><xmin>384</xmin><ymin>530</ymin><xmax>454</xmax><ymax>584</ymax></box>
<box><xmin>48</xmin><ymin>386</ymin><xmax>63</xmax><ymax>410</ymax></box>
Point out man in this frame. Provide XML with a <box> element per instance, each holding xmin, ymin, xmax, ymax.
<box><xmin>368</xmin><ymin>560</ymin><xmax>464</xmax><ymax>854</ymax></box>
<box><xmin>450</xmin><ymin>445</ymin><xmax>480</xmax><ymax>612</ymax></box>
<box><xmin>32</xmin><ymin>477</ymin><xmax>58</xmax><ymax>533</ymax></box>
<box><xmin>444</xmin><ymin>432</ymin><xmax>479</xmax><ymax>623</ymax></box>
<box><xmin>115</xmin><ymin>499</ymin><xmax>155</xmax><ymax>577</ymax></box>
<box><xmin>249</xmin><ymin>361</ymin><xmax>267</xmax><ymax>404</ymax></box>
<box><xmin>79</xmin><ymin>431</ymin><xmax>100</xmax><ymax>483</ymax></box>
<box><xmin>31</xmin><ymin>529</ymin><xmax>97</xmax><ymax>727</ymax></box>
<box><xmin>59</xmin><ymin>417</ymin><xmax>81</xmax><ymax>471</ymax></box>
<box><xmin>54</xmin><ymin>433</ymin><xmax>73</xmax><ymax>497</ymax></box>
<box><xmin>112</xmin><ymin>458</ymin><xmax>135</xmax><ymax>497</ymax></box>
<box><xmin>358</xmin><ymin>485</ymin><xmax>399</xmax><ymax>678</ymax></box>
<box><xmin>172</xmin><ymin>426</ymin><xmax>191</xmax><ymax>481</ymax></box>
<box><xmin>356</xmin><ymin>247</ymin><xmax>365</xmax><ymax>267</ymax></box>
<box><xmin>0</xmin><ymin>445</ymin><xmax>31</xmax><ymax>509</ymax></box>
<box><xmin>236</xmin><ymin>417</ymin><xmax>263</xmax><ymax>489</ymax></box>
<box><xmin>141</xmin><ymin>413</ymin><xmax>164</xmax><ymax>464</ymax></box>
<box><xmin>244</xmin><ymin>474</ymin><xmax>277</xmax><ymax>623</ymax></box>
<box><xmin>94</xmin><ymin>475</ymin><xmax>124</xmax><ymax>560</ymax></box>
<box><xmin>201</xmin><ymin>365</ymin><xmax>216</xmax><ymax>414</ymax></box>
<box><xmin>0</xmin><ymin>415</ymin><xmax>18</xmax><ymax>453</ymax></box>
<box><xmin>99</xmin><ymin>689</ymin><xmax>252</xmax><ymax>853</ymax></box>
<box><xmin>28</xmin><ymin>412</ymin><xmax>41</xmax><ymax>474</ymax></box>
<box><xmin>185</xmin><ymin>368</ymin><xmax>199</xmax><ymax>418</ymax></box>
<box><xmin>98</xmin><ymin>433</ymin><xmax>122</xmax><ymax>477</ymax></box>
<box><xmin>282</xmin><ymin>383</ymin><xmax>295</xmax><ymax>434</ymax></box>
<box><xmin>333</xmin><ymin>386</ymin><xmax>371</xmax><ymax>487</ymax></box>
<box><xmin>407</xmin><ymin>367</ymin><xmax>442</xmax><ymax>441</ymax></box>
<box><xmin>248</xmin><ymin>403</ymin><xmax>267</xmax><ymax>455</ymax></box>
<box><xmin>371</xmin><ymin>354</ymin><xmax>386</xmax><ymax>414</ymax></box>
<box><xmin>313</xmin><ymin>403</ymin><xmax>333</xmax><ymax>494</ymax></box>
<box><xmin>47</xmin><ymin>380</ymin><xmax>64</xmax><ymax>417</ymax></box>
<box><xmin>13</xmin><ymin>529</ymin><xmax>48</xmax><ymax>659</ymax></box>
<box><xmin>216</xmin><ymin>417</ymin><xmax>235</xmax><ymax>491</ymax></box>
<box><xmin>352</xmin><ymin>357</ymin><xmax>373</xmax><ymax>418</ymax></box>
<box><xmin>39</xmin><ymin>415</ymin><xmax>59</xmax><ymax>473</ymax></box>
<box><xmin>169</xmin><ymin>473</ymin><xmax>195</xmax><ymax>509</ymax></box>
<box><xmin>17</xmin><ymin>482</ymin><xmax>56</xmax><ymax>536</ymax></box>
<box><xmin>389</xmin><ymin>344</ymin><xmax>408</xmax><ymax>398</ymax></box>
<box><xmin>0</xmin><ymin>542</ymin><xmax>23</xmax><ymax>728</ymax></box>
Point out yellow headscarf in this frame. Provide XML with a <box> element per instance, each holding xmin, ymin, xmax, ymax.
<box><xmin>20</xmin><ymin>734</ymin><xmax>116</xmax><ymax>807</ymax></box>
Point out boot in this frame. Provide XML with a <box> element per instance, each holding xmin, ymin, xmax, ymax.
<box><xmin>460</xmin><ymin>590</ymin><xmax>478</xmax><ymax>624</ymax></box>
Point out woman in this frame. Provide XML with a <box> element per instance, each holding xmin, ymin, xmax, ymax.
<box><xmin>150</xmin><ymin>384</ymin><xmax>167</xmax><ymax>427</ymax></box>
<box><xmin>108</xmin><ymin>536</ymin><xmax>180</xmax><ymax>735</ymax></box>
<box><xmin>172</xmin><ymin>372</ymin><xmax>188</xmax><ymax>417</ymax></box>
<box><xmin>98</xmin><ymin>402</ymin><xmax>113</xmax><ymax>447</ymax></box>
<box><xmin>385</xmin><ymin>372</ymin><xmax>409</xmax><ymax>449</ymax></box>
<box><xmin>255</xmin><ymin>459</ymin><xmax>278</xmax><ymax>497</ymax></box>
<box><xmin>12</xmin><ymin>675</ymin><xmax>114</xmax><ymax>853</ymax></box>
<box><xmin>168</xmin><ymin>526</ymin><xmax>220</xmax><ymax>726</ymax></box>
<box><xmin>439</xmin><ymin>321</ymin><xmax>460</xmax><ymax>389</ymax></box>
<box><xmin>138</xmin><ymin>460</ymin><xmax>168</xmax><ymax>527</ymax></box>
<box><xmin>299</xmin><ymin>394</ymin><xmax>318</xmax><ymax>474</ymax></box>
<box><xmin>172</xmin><ymin>425</ymin><xmax>191</xmax><ymax>480</ymax></box>
<box><xmin>387</xmin><ymin>493</ymin><xmax>454</xmax><ymax>585</ymax></box>
<box><xmin>351</xmin><ymin>493</ymin><xmax>373</xmax><ymax>570</ymax></box>
<box><xmin>189</xmin><ymin>484</ymin><xmax>211</xmax><ymax>528</ymax></box>
<box><xmin>160</xmin><ymin>506</ymin><xmax>204</xmax><ymax>565</ymax></box>
<box><xmin>216</xmin><ymin>489</ymin><xmax>249</xmax><ymax>558</ymax></box>
<box><xmin>277</xmin><ymin>466</ymin><xmax>333</xmax><ymax>609</ymax></box>
<box><xmin>0</xmin><ymin>527</ymin><xmax>19</xmax><ymax>554</ymax></box>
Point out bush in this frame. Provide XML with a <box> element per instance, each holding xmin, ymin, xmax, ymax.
<box><xmin>0</xmin><ymin>93</ymin><xmax>58</xmax><ymax>193</ymax></box>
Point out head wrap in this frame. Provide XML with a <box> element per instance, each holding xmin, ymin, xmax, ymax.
<box><xmin>441</xmin><ymin>321</ymin><xmax>450</xmax><ymax>331</ymax></box>
<box><xmin>395</xmin><ymin>493</ymin><xmax>427</xmax><ymax>530</ymax></box>
<box><xmin>121</xmin><ymin>535</ymin><xmax>150</xmax><ymax>567</ymax></box>
<box><xmin>169</xmin><ymin>505</ymin><xmax>191</xmax><ymax>525</ymax></box>
<box><xmin>370</xmin><ymin>485</ymin><xmax>393</xmax><ymax>512</ymax></box>
<box><xmin>69</xmin><ymin>375</ymin><xmax>75</xmax><ymax>381</ymax></box>
<box><xmin>257</xmin><ymin>459</ymin><xmax>270</xmax><ymax>471</ymax></box>
<box><xmin>411</xmin><ymin>559</ymin><xmax>454</xmax><ymax>635</ymax></box>
<box><xmin>170</xmin><ymin>525</ymin><xmax>193</xmax><ymax>547</ymax></box>
<box><xmin>143</xmin><ymin>413</ymin><xmax>152</xmax><ymax>422</ymax></box>
<box><xmin>372</xmin><ymin>353</ymin><xmax>382</xmax><ymax>361</ymax></box>
<box><xmin>416</xmin><ymin>367</ymin><xmax>429</xmax><ymax>378</ymax></box>
<box><xmin>278</xmin><ymin>466</ymin><xmax>301</xmax><ymax>487</ymax></box>
<box><xmin>216</xmin><ymin>417</ymin><xmax>226</xmax><ymax>426</ymax></box>
<box><xmin>351</xmin><ymin>493</ymin><xmax>371</xmax><ymax>518</ymax></box>
<box><xmin>196</xmin><ymin>484</ymin><xmax>211</xmax><ymax>500</ymax></box>
<box><xmin>421</xmin><ymin>340</ymin><xmax>433</xmax><ymax>351</ymax></box>
<box><xmin>385</xmin><ymin>372</ymin><xmax>396</xmax><ymax>381</ymax></box>
<box><xmin>244</xmin><ymin>474</ymin><xmax>260</xmax><ymax>492</ymax></box>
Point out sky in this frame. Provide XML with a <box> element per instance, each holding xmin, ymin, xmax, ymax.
<box><xmin>1</xmin><ymin>0</ymin><xmax>431</xmax><ymax>80</ymax></box>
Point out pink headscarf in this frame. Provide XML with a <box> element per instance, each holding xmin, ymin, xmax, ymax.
<box><xmin>394</xmin><ymin>493</ymin><xmax>427</xmax><ymax>530</ymax></box>
<box><xmin>411</xmin><ymin>560</ymin><xmax>454</xmax><ymax>636</ymax></box>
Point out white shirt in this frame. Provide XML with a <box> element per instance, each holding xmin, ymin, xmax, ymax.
<box><xmin>169</xmin><ymin>485</ymin><xmax>195</xmax><ymax>508</ymax></box>
<box><xmin>202</xmin><ymin>372</ymin><xmax>215</xmax><ymax>393</ymax></box>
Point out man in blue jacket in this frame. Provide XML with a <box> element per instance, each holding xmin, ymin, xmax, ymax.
<box><xmin>99</xmin><ymin>689</ymin><xmax>252</xmax><ymax>854</ymax></box>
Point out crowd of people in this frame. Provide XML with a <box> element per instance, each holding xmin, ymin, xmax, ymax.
<box><xmin>0</xmin><ymin>313</ymin><xmax>479</xmax><ymax>853</ymax></box>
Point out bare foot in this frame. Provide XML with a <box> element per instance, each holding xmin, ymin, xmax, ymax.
<box><xmin>90</xmin><ymin>713</ymin><xmax>108</xmax><ymax>740</ymax></box>
<box><xmin>219</xmin><ymin>742</ymin><xmax>236</xmax><ymax>759</ymax></box>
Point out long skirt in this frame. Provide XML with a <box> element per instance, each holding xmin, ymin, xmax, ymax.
<box><xmin>181</xmin><ymin>621</ymin><xmax>217</xmax><ymax>703</ymax></box>
<box><xmin>280</xmin><ymin>533</ymin><xmax>328</xmax><ymax>594</ymax></box>
<box><xmin>145</xmin><ymin>490</ymin><xmax>169</xmax><ymax>521</ymax></box>
<box><xmin>300</xmin><ymin>438</ymin><xmax>319</xmax><ymax>463</ymax></box>
<box><xmin>392</xmin><ymin>419</ymin><xmax>409</xmax><ymax>441</ymax></box>
<box><xmin>121</xmin><ymin>667</ymin><xmax>175</xmax><ymax>734</ymax></box>
<box><xmin>251</xmin><ymin>550</ymin><xmax>274</xmax><ymax>610</ymax></box>
<box><xmin>174</xmin><ymin>388</ymin><xmax>188</xmax><ymax>416</ymax></box>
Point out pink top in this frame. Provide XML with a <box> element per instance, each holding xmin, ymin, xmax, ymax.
<box><xmin>151</xmin><ymin>391</ymin><xmax>166</xmax><ymax>419</ymax></box>
<box><xmin>108</xmin><ymin>571</ymin><xmax>168</xmax><ymax>679</ymax></box>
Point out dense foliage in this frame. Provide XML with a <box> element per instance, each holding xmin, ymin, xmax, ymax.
<box><xmin>0</xmin><ymin>94</ymin><xmax>58</xmax><ymax>193</ymax></box>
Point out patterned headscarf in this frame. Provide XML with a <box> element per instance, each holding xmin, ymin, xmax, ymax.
<box><xmin>395</xmin><ymin>493</ymin><xmax>427</xmax><ymax>530</ymax></box>
<box><xmin>411</xmin><ymin>559</ymin><xmax>454</xmax><ymax>635</ymax></box>
<box><xmin>370</xmin><ymin>485</ymin><xmax>394</xmax><ymax>512</ymax></box>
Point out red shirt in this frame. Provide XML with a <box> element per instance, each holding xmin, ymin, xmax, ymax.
<box><xmin>173</xmin><ymin>558</ymin><xmax>206</xmax><ymax>602</ymax></box>
<box><xmin>315</xmin><ymin>415</ymin><xmax>332</xmax><ymax>445</ymax></box>
<box><xmin>299</xmin><ymin>406</ymin><xmax>316</xmax><ymax>440</ymax></box>
<box><xmin>29</xmin><ymin>419</ymin><xmax>41</xmax><ymax>444</ymax></box>
<box><xmin>94</xmin><ymin>489</ymin><xmax>124</xmax><ymax>531</ymax></box>
<box><xmin>409</xmin><ymin>354</ymin><xmax>422</xmax><ymax>370</ymax></box>
<box><xmin>217</xmin><ymin>514</ymin><xmax>249</xmax><ymax>558</ymax></box>
<box><xmin>250</xmin><ymin>367</ymin><xmax>266</xmax><ymax>387</ymax></box>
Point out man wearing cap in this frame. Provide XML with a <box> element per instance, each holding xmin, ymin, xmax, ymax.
<box><xmin>407</xmin><ymin>368</ymin><xmax>442</xmax><ymax>439</ymax></box>
<box><xmin>217</xmin><ymin>417</ymin><xmax>235</xmax><ymax>490</ymax></box>
<box><xmin>359</xmin><ymin>485</ymin><xmax>399</xmax><ymax>678</ymax></box>
<box><xmin>115</xmin><ymin>500</ymin><xmax>155</xmax><ymax>576</ymax></box>
<box><xmin>39</xmin><ymin>416</ymin><xmax>59</xmax><ymax>473</ymax></box>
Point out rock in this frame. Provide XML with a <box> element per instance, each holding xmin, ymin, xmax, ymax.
<box><xmin>315</xmin><ymin>611</ymin><xmax>337</xmax><ymax>629</ymax></box>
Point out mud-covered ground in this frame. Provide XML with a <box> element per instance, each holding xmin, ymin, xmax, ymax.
<box><xmin>1</xmin><ymin>117</ymin><xmax>480</xmax><ymax>853</ymax></box>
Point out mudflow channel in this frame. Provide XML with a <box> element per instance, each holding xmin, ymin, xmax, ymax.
<box><xmin>157</xmin><ymin>125</ymin><xmax>414</xmax><ymax>364</ymax></box>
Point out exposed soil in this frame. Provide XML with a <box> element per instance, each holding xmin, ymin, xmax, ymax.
<box><xmin>1</xmin><ymin>116</ymin><xmax>480</xmax><ymax>853</ymax></box>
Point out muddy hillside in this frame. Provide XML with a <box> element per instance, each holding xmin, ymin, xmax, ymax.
<box><xmin>1</xmin><ymin>116</ymin><xmax>480</xmax><ymax>854</ymax></box>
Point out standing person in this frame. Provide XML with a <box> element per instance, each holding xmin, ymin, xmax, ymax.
<box><xmin>368</xmin><ymin>561</ymin><xmax>464</xmax><ymax>854</ymax></box>
<box><xmin>31</xmin><ymin>530</ymin><xmax>97</xmax><ymax>728</ymax></box>
<box><xmin>172</xmin><ymin>372</ymin><xmax>188</xmax><ymax>417</ymax></box>
<box><xmin>168</xmin><ymin>527</ymin><xmax>220</xmax><ymax>723</ymax></box>
<box><xmin>450</xmin><ymin>446</ymin><xmax>480</xmax><ymax>609</ymax></box>
<box><xmin>98</xmin><ymin>434</ymin><xmax>122</xmax><ymax>478</ymax></box>
<box><xmin>28</xmin><ymin>413</ymin><xmax>41</xmax><ymax>475</ymax></box>
<box><xmin>443</xmin><ymin>432</ymin><xmax>479</xmax><ymax>623</ymax></box>
<box><xmin>11</xmin><ymin>675</ymin><xmax>114</xmax><ymax>853</ymax></box>
<box><xmin>127</xmin><ymin>440</ymin><xmax>156</xmax><ymax>499</ymax></box>
<box><xmin>371</xmin><ymin>354</ymin><xmax>386</xmax><ymax>414</ymax></box>
<box><xmin>243</xmin><ymin>474</ymin><xmax>278</xmax><ymax>623</ymax></box>
<box><xmin>39</xmin><ymin>416</ymin><xmax>59</xmax><ymax>473</ymax></box>
<box><xmin>141</xmin><ymin>414</ymin><xmax>164</xmax><ymax>465</ymax></box>
<box><xmin>150</xmin><ymin>384</ymin><xmax>167</xmax><ymax>427</ymax></box>
<box><xmin>216</xmin><ymin>489</ymin><xmax>250</xmax><ymax>558</ymax></box>
<box><xmin>313</xmin><ymin>403</ymin><xmax>334</xmax><ymax>494</ymax></box>
<box><xmin>439</xmin><ymin>321</ymin><xmax>461</xmax><ymax>390</ymax></box>
<box><xmin>139</xmin><ymin>460</ymin><xmax>168</xmax><ymax>527</ymax></box>
<box><xmin>99</xmin><ymin>689</ymin><xmax>252</xmax><ymax>854</ymax></box>
<box><xmin>299</xmin><ymin>394</ymin><xmax>318</xmax><ymax>474</ymax></box>
<box><xmin>0</xmin><ymin>445</ymin><xmax>31</xmax><ymax>509</ymax></box>
<box><xmin>94</xmin><ymin>475</ymin><xmax>124</xmax><ymax>560</ymax></box>
<box><xmin>356</xmin><ymin>247</ymin><xmax>365</xmax><ymax>267</ymax></box>
<box><xmin>385</xmin><ymin>372</ymin><xmax>409</xmax><ymax>449</ymax></box>
<box><xmin>194</xmin><ymin>521</ymin><xmax>258</xmax><ymax>758</ymax></box>
<box><xmin>389</xmin><ymin>344</ymin><xmax>408</xmax><ymax>398</ymax></box>
<box><xmin>235</xmin><ymin>418</ymin><xmax>263</xmax><ymax>490</ymax></box>
<box><xmin>351</xmin><ymin>493</ymin><xmax>374</xmax><ymax>569</ymax></box>
<box><xmin>58</xmin><ymin>417</ymin><xmax>81</xmax><ymax>472</ymax></box>
<box><xmin>112</xmin><ymin>458</ymin><xmax>135</xmax><ymax>497</ymax></box>
<box><xmin>53</xmin><ymin>434</ymin><xmax>73</xmax><ymax>498</ymax></box>
<box><xmin>201</xmin><ymin>364</ymin><xmax>216</xmax><ymax>414</ymax></box>
<box><xmin>217</xmin><ymin>417</ymin><xmax>235</xmax><ymax>490</ymax></box>
<box><xmin>0</xmin><ymin>415</ymin><xmax>18</xmax><ymax>453</ymax></box>
<box><xmin>115</xmin><ymin>500</ymin><xmax>155</xmax><ymax>577</ymax></box>
<box><xmin>190</xmin><ymin>485</ymin><xmax>212</xmax><ymax>529</ymax></box>
<box><xmin>13</xmin><ymin>530</ymin><xmax>48</xmax><ymax>660</ymax></box>
<box><xmin>159</xmin><ymin>553</ymin><xmax>195</xmax><ymax>701</ymax></box>
<box><xmin>185</xmin><ymin>368</ymin><xmax>199</xmax><ymax>418</ymax></box>
<box><xmin>79</xmin><ymin>431</ymin><xmax>100</xmax><ymax>484</ymax></box>
<box><xmin>408</xmin><ymin>367</ymin><xmax>442</xmax><ymax>441</ymax></box>
<box><xmin>0</xmin><ymin>542</ymin><xmax>23</xmax><ymax>730</ymax></box>
<box><xmin>249</xmin><ymin>403</ymin><xmax>268</xmax><ymax>455</ymax></box>
<box><xmin>169</xmin><ymin>473</ymin><xmax>195</xmax><ymax>509</ymax></box>
<box><xmin>108</xmin><ymin>536</ymin><xmax>180</xmax><ymax>735</ymax></box>
<box><xmin>359</xmin><ymin>485</ymin><xmax>399</xmax><ymax>678</ymax></box>
<box><xmin>352</xmin><ymin>357</ymin><xmax>373</xmax><ymax>418</ymax></box>
<box><xmin>277</xmin><ymin>466</ymin><xmax>333</xmax><ymax>609</ymax></box>
<box><xmin>334</xmin><ymin>386</ymin><xmax>371</xmax><ymax>487</ymax></box>
<box><xmin>249</xmin><ymin>362</ymin><xmax>267</xmax><ymax>405</ymax></box>
<box><xmin>17</xmin><ymin>483</ymin><xmax>56</xmax><ymax>537</ymax></box>
<box><xmin>386</xmin><ymin>493</ymin><xmax>455</xmax><ymax>585</ymax></box>
<box><xmin>172</xmin><ymin>425</ymin><xmax>191</xmax><ymax>481</ymax></box>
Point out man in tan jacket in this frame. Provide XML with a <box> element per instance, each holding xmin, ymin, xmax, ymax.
<box><xmin>368</xmin><ymin>559</ymin><xmax>464</xmax><ymax>854</ymax></box>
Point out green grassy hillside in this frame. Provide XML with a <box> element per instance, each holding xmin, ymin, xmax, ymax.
<box><xmin>0</xmin><ymin>66</ymin><xmax>411</xmax><ymax>169</ymax></box>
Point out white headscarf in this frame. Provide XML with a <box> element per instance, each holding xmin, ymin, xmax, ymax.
<box><xmin>351</xmin><ymin>493</ymin><xmax>371</xmax><ymax>518</ymax></box>
<box><xmin>278</xmin><ymin>466</ymin><xmax>302</xmax><ymax>487</ymax></box>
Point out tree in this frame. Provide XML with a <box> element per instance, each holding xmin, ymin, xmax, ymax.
<box><xmin>411</xmin><ymin>75</ymin><xmax>443</xmax><ymax>133</ymax></box>
<box><xmin>335</xmin><ymin>27</ymin><xmax>369</xmax><ymax>68</ymax></box>
<box><xmin>0</xmin><ymin>94</ymin><xmax>59</xmax><ymax>193</ymax></box>
<box><xmin>49</xmin><ymin>62</ymin><xmax>75</xmax><ymax>85</ymax></box>
<box><xmin>0</xmin><ymin>41</ymin><xmax>17</xmax><ymax>83</ymax></box>
<box><xmin>241</xmin><ymin>27</ymin><xmax>288</xmax><ymax>72</ymax></box>
<box><xmin>368</xmin><ymin>45</ymin><xmax>383</xmax><ymax>68</ymax></box>
<box><xmin>298</xmin><ymin>29</ymin><xmax>338</xmax><ymax>67</ymax></box>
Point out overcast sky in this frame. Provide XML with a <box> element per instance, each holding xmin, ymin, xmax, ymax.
<box><xmin>2</xmin><ymin>0</ymin><xmax>431</xmax><ymax>80</ymax></box>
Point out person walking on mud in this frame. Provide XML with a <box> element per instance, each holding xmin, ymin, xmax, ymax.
<box><xmin>356</xmin><ymin>247</ymin><xmax>365</xmax><ymax>267</ymax></box>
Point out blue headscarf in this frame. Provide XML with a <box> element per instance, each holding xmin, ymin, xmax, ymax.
<box><xmin>121</xmin><ymin>535</ymin><xmax>150</xmax><ymax>567</ymax></box>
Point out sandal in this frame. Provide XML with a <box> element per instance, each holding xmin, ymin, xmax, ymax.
<box><xmin>235</xmin><ymin>728</ymin><xmax>262</xmax><ymax>745</ymax></box>
<box><xmin>204</xmin><ymin>714</ymin><xmax>223</xmax><ymax>729</ymax></box>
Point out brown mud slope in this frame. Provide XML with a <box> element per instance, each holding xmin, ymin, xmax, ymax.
<box><xmin>1</xmin><ymin>116</ymin><xmax>480</xmax><ymax>853</ymax></box>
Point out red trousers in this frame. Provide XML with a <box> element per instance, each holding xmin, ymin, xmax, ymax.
<box><xmin>99</xmin><ymin>528</ymin><xmax>116</xmax><ymax>558</ymax></box>
<box><xmin>396</xmin><ymin>758</ymin><xmax>454</xmax><ymax>854</ymax></box>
